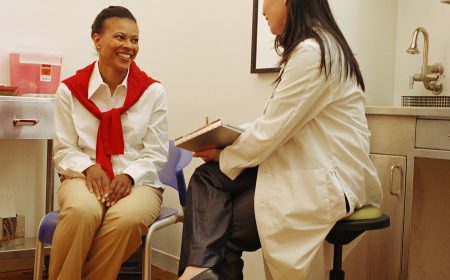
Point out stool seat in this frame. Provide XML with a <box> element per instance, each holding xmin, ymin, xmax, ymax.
<box><xmin>325</xmin><ymin>205</ymin><xmax>390</xmax><ymax>280</ymax></box>
<box><xmin>326</xmin><ymin>205</ymin><xmax>390</xmax><ymax>245</ymax></box>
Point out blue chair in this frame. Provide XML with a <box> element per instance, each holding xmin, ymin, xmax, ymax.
<box><xmin>33</xmin><ymin>140</ymin><xmax>192</xmax><ymax>280</ymax></box>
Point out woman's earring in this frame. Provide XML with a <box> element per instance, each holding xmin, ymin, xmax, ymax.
<box><xmin>97</xmin><ymin>45</ymin><xmax>101</xmax><ymax>50</ymax></box>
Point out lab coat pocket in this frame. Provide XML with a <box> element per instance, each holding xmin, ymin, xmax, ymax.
<box><xmin>271</xmin><ymin>169</ymin><xmax>346</xmax><ymax>228</ymax></box>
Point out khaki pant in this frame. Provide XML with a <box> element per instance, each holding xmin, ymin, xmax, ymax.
<box><xmin>49</xmin><ymin>178</ymin><xmax>162</xmax><ymax>280</ymax></box>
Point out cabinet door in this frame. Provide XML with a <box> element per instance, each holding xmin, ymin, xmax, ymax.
<box><xmin>342</xmin><ymin>154</ymin><xmax>406</xmax><ymax>280</ymax></box>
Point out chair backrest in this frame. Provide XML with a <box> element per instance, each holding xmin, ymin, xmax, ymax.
<box><xmin>158</xmin><ymin>140</ymin><xmax>192</xmax><ymax>207</ymax></box>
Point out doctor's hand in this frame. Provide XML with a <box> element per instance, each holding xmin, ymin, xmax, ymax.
<box><xmin>83</xmin><ymin>164</ymin><xmax>110</xmax><ymax>202</ymax></box>
<box><xmin>107</xmin><ymin>174</ymin><xmax>133</xmax><ymax>206</ymax></box>
<box><xmin>193</xmin><ymin>149</ymin><xmax>221</xmax><ymax>162</ymax></box>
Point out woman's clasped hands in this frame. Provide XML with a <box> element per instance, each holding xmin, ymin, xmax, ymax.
<box><xmin>83</xmin><ymin>164</ymin><xmax>133</xmax><ymax>206</ymax></box>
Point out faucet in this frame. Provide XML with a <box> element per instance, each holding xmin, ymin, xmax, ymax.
<box><xmin>406</xmin><ymin>27</ymin><xmax>444</xmax><ymax>95</ymax></box>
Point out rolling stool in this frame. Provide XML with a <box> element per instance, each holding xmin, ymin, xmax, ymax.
<box><xmin>325</xmin><ymin>205</ymin><xmax>390</xmax><ymax>280</ymax></box>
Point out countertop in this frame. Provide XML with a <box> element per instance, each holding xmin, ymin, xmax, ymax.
<box><xmin>1</xmin><ymin>97</ymin><xmax>450</xmax><ymax>118</ymax></box>
<box><xmin>0</xmin><ymin>95</ymin><xmax>55</xmax><ymax>103</ymax></box>
<box><xmin>366</xmin><ymin>106</ymin><xmax>450</xmax><ymax>118</ymax></box>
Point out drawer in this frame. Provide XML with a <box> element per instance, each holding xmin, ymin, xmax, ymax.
<box><xmin>416</xmin><ymin>118</ymin><xmax>450</xmax><ymax>151</ymax></box>
<box><xmin>367</xmin><ymin>114</ymin><xmax>416</xmax><ymax>155</ymax></box>
<box><xmin>0</xmin><ymin>96</ymin><xmax>55</xmax><ymax>139</ymax></box>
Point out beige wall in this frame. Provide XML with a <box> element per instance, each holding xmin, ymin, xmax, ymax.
<box><xmin>330</xmin><ymin>0</ymin><xmax>398</xmax><ymax>106</ymax></box>
<box><xmin>393</xmin><ymin>0</ymin><xmax>450</xmax><ymax>105</ymax></box>
<box><xmin>1</xmin><ymin>0</ymin><xmax>449</xmax><ymax>278</ymax></box>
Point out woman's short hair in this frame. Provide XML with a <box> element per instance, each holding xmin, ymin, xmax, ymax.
<box><xmin>91</xmin><ymin>6</ymin><xmax>136</xmax><ymax>38</ymax></box>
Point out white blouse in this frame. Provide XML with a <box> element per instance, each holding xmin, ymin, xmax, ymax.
<box><xmin>53</xmin><ymin>62</ymin><xmax>169</xmax><ymax>188</ymax></box>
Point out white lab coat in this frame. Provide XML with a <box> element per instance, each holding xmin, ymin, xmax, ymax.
<box><xmin>219</xmin><ymin>35</ymin><xmax>382</xmax><ymax>279</ymax></box>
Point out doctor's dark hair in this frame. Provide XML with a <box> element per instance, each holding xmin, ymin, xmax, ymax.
<box><xmin>275</xmin><ymin>0</ymin><xmax>365</xmax><ymax>91</ymax></box>
<box><xmin>91</xmin><ymin>6</ymin><xmax>137</xmax><ymax>38</ymax></box>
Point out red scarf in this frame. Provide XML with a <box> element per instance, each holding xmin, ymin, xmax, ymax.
<box><xmin>63</xmin><ymin>61</ymin><xmax>158</xmax><ymax>179</ymax></box>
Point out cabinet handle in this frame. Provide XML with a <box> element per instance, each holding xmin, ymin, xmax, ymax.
<box><xmin>389</xmin><ymin>165</ymin><xmax>402</xmax><ymax>196</ymax></box>
<box><xmin>13</xmin><ymin>119</ymin><xmax>39</xmax><ymax>126</ymax></box>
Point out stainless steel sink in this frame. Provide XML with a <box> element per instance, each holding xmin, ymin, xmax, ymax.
<box><xmin>401</xmin><ymin>96</ymin><xmax>450</xmax><ymax>107</ymax></box>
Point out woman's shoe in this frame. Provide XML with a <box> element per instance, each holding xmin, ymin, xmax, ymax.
<box><xmin>191</xmin><ymin>268</ymin><xmax>219</xmax><ymax>280</ymax></box>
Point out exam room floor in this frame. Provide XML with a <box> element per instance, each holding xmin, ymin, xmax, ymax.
<box><xmin>0</xmin><ymin>266</ymin><xmax>178</xmax><ymax>280</ymax></box>
<box><xmin>117</xmin><ymin>266</ymin><xmax>178</xmax><ymax>280</ymax></box>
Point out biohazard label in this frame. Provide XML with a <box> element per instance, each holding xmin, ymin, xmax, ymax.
<box><xmin>40</xmin><ymin>64</ymin><xmax>52</xmax><ymax>82</ymax></box>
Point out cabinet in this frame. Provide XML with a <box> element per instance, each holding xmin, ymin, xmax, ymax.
<box><xmin>342</xmin><ymin>107</ymin><xmax>450</xmax><ymax>280</ymax></box>
<box><xmin>342</xmin><ymin>154</ymin><xmax>406</xmax><ymax>279</ymax></box>
<box><xmin>0</xmin><ymin>96</ymin><xmax>55</xmax><ymax>273</ymax></box>
<box><xmin>409</xmin><ymin>157</ymin><xmax>450</xmax><ymax>280</ymax></box>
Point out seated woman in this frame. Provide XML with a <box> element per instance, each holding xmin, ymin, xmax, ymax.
<box><xmin>178</xmin><ymin>0</ymin><xmax>382</xmax><ymax>279</ymax></box>
<box><xmin>50</xmin><ymin>6</ymin><xmax>169</xmax><ymax>280</ymax></box>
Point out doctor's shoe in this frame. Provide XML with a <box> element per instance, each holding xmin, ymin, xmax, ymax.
<box><xmin>191</xmin><ymin>268</ymin><xmax>219</xmax><ymax>280</ymax></box>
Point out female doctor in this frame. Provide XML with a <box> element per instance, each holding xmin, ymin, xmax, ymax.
<box><xmin>178</xmin><ymin>0</ymin><xmax>383</xmax><ymax>279</ymax></box>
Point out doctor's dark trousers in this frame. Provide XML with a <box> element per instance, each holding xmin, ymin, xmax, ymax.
<box><xmin>178</xmin><ymin>162</ymin><xmax>261</xmax><ymax>280</ymax></box>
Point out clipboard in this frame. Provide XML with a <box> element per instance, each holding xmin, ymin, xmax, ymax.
<box><xmin>174</xmin><ymin>119</ymin><xmax>243</xmax><ymax>152</ymax></box>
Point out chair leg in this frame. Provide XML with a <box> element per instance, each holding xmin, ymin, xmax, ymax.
<box><xmin>142</xmin><ymin>227</ymin><xmax>155</xmax><ymax>280</ymax></box>
<box><xmin>33</xmin><ymin>240</ymin><xmax>44</xmax><ymax>280</ymax></box>
<box><xmin>142</xmin><ymin>215</ymin><xmax>180</xmax><ymax>280</ymax></box>
<box><xmin>329</xmin><ymin>243</ymin><xmax>345</xmax><ymax>280</ymax></box>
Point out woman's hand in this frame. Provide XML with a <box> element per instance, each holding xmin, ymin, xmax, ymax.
<box><xmin>193</xmin><ymin>149</ymin><xmax>221</xmax><ymax>162</ymax></box>
<box><xmin>107</xmin><ymin>173</ymin><xmax>133</xmax><ymax>206</ymax></box>
<box><xmin>83</xmin><ymin>164</ymin><xmax>110</xmax><ymax>202</ymax></box>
